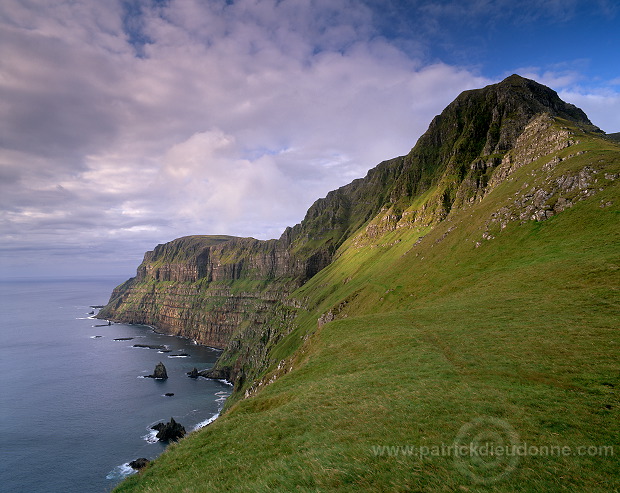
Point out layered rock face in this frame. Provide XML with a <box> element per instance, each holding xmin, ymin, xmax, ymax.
<box><xmin>99</xmin><ymin>236</ymin><xmax>310</xmax><ymax>349</ymax></box>
<box><xmin>99</xmin><ymin>74</ymin><xmax>607</xmax><ymax>392</ymax></box>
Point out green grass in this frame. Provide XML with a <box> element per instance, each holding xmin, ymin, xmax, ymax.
<box><xmin>115</xmin><ymin>130</ymin><xmax>619</xmax><ymax>492</ymax></box>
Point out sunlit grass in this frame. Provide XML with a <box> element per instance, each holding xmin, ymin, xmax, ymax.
<box><xmin>115</xmin><ymin>131</ymin><xmax>619</xmax><ymax>492</ymax></box>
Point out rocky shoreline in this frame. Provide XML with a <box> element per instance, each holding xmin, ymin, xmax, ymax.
<box><xmin>89</xmin><ymin>318</ymin><xmax>231</xmax><ymax>484</ymax></box>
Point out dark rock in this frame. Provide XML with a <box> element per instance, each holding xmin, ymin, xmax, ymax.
<box><xmin>145</xmin><ymin>362</ymin><xmax>168</xmax><ymax>379</ymax></box>
<box><xmin>129</xmin><ymin>458</ymin><xmax>150</xmax><ymax>470</ymax></box>
<box><xmin>114</xmin><ymin>337</ymin><xmax>134</xmax><ymax>341</ymax></box>
<box><xmin>164</xmin><ymin>392</ymin><xmax>174</xmax><ymax>397</ymax></box>
<box><xmin>187</xmin><ymin>367</ymin><xmax>199</xmax><ymax>379</ymax></box>
<box><xmin>198</xmin><ymin>366</ymin><xmax>231</xmax><ymax>380</ymax></box>
<box><xmin>152</xmin><ymin>361</ymin><xmax>168</xmax><ymax>379</ymax></box>
<box><xmin>151</xmin><ymin>417</ymin><xmax>186</xmax><ymax>442</ymax></box>
<box><xmin>133</xmin><ymin>343</ymin><xmax>167</xmax><ymax>350</ymax></box>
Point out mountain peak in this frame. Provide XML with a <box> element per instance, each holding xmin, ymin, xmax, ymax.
<box><xmin>280</xmin><ymin>75</ymin><xmax>601</xmax><ymax>257</ymax></box>
<box><xmin>414</xmin><ymin>74</ymin><xmax>596</xmax><ymax>166</ymax></box>
<box><xmin>474</xmin><ymin>74</ymin><xmax>592</xmax><ymax>126</ymax></box>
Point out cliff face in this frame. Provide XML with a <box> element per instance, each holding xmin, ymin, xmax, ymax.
<box><xmin>99</xmin><ymin>235</ymin><xmax>304</xmax><ymax>349</ymax></box>
<box><xmin>99</xmin><ymin>74</ymin><xmax>605</xmax><ymax>392</ymax></box>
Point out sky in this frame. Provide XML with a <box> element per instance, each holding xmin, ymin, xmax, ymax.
<box><xmin>1</xmin><ymin>0</ymin><xmax>619</xmax><ymax>279</ymax></box>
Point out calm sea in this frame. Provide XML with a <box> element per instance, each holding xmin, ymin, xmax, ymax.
<box><xmin>0</xmin><ymin>277</ymin><xmax>231</xmax><ymax>493</ymax></box>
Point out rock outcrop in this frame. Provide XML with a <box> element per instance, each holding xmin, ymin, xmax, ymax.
<box><xmin>151</xmin><ymin>417</ymin><xmax>186</xmax><ymax>442</ymax></box>
<box><xmin>198</xmin><ymin>367</ymin><xmax>231</xmax><ymax>381</ymax></box>
<box><xmin>129</xmin><ymin>458</ymin><xmax>150</xmax><ymax>470</ymax></box>
<box><xmin>145</xmin><ymin>362</ymin><xmax>168</xmax><ymax>379</ymax></box>
<box><xmin>133</xmin><ymin>344</ymin><xmax>167</xmax><ymax>350</ymax></box>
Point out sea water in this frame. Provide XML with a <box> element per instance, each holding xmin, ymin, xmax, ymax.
<box><xmin>0</xmin><ymin>278</ymin><xmax>231</xmax><ymax>493</ymax></box>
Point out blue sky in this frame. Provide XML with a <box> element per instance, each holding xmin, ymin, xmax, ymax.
<box><xmin>380</xmin><ymin>0</ymin><xmax>620</xmax><ymax>84</ymax></box>
<box><xmin>1</xmin><ymin>0</ymin><xmax>619</xmax><ymax>278</ymax></box>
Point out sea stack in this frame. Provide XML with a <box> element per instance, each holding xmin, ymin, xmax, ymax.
<box><xmin>151</xmin><ymin>417</ymin><xmax>186</xmax><ymax>442</ymax></box>
<box><xmin>149</xmin><ymin>362</ymin><xmax>168</xmax><ymax>379</ymax></box>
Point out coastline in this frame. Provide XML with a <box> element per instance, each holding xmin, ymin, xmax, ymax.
<box><xmin>91</xmin><ymin>307</ymin><xmax>232</xmax><ymax>487</ymax></box>
<box><xmin>0</xmin><ymin>278</ymin><xmax>231</xmax><ymax>493</ymax></box>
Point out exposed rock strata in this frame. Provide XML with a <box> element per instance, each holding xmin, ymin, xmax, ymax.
<box><xmin>99</xmin><ymin>236</ymin><xmax>316</xmax><ymax>350</ymax></box>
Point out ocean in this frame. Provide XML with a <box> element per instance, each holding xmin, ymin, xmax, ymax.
<box><xmin>0</xmin><ymin>277</ymin><xmax>231</xmax><ymax>493</ymax></box>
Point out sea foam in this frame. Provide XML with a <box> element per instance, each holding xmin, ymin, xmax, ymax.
<box><xmin>193</xmin><ymin>412</ymin><xmax>220</xmax><ymax>431</ymax></box>
<box><xmin>106</xmin><ymin>462</ymin><xmax>136</xmax><ymax>481</ymax></box>
<box><xmin>142</xmin><ymin>429</ymin><xmax>159</xmax><ymax>443</ymax></box>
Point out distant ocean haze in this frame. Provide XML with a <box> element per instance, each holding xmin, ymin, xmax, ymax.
<box><xmin>0</xmin><ymin>278</ymin><xmax>230</xmax><ymax>493</ymax></box>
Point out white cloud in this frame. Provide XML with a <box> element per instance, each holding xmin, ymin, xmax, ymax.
<box><xmin>558</xmin><ymin>90</ymin><xmax>620</xmax><ymax>132</ymax></box>
<box><xmin>0</xmin><ymin>0</ymin><xmax>518</xmax><ymax>278</ymax></box>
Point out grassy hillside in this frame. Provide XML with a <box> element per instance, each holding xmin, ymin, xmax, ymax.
<box><xmin>115</xmin><ymin>119</ymin><xmax>619</xmax><ymax>490</ymax></box>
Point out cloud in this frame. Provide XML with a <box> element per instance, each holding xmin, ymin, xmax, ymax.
<box><xmin>21</xmin><ymin>1</ymin><xmax>620</xmax><ymax>278</ymax></box>
<box><xmin>558</xmin><ymin>90</ymin><xmax>620</xmax><ymax>132</ymax></box>
<box><xmin>3</xmin><ymin>0</ymin><xmax>617</xmax><ymax>279</ymax></box>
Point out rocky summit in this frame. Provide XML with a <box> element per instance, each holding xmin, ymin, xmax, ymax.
<box><xmin>104</xmin><ymin>75</ymin><xmax>619</xmax><ymax>492</ymax></box>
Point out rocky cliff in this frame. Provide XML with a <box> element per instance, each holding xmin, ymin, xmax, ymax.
<box><xmin>100</xmin><ymin>236</ymin><xmax>300</xmax><ymax>348</ymax></box>
<box><xmin>99</xmin><ymin>74</ymin><xmax>607</xmax><ymax>394</ymax></box>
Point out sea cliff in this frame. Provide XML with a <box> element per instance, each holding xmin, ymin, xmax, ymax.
<box><xmin>111</xmin><ymin>74</ymin><xmax>620</xmax><ymax>492</ymax></box>
<box><xmin>100</xmin><ymin>74</ymin><xmax>604</xmax><ymax>398</ymax></box>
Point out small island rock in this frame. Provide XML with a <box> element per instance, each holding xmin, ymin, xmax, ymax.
<box><xmin>133</xmin><ymin>343</ymin><xmax>167</xmax><ymax>350</ymax></box>
<box><xmin>129</xmin><ymin>458</ymin><xmax>150</xmax><ymax>470</ymax></box>
<box><xmin>187</xmin><ymin>367</ymin><xmax>199</xmax><ymax>379</ymax></box>
<box><xmin>145</xmin><ymin>362</ymin><xmax>168</xmax><ymax>379</ymax></box>
<box><xmin>151</xmin><ymin>417</ymin><xmax>186</xmax><ymax>442</ymax></box>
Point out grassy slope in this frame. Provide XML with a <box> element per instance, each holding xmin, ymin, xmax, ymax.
<box><xmin>116</xmin><ymin>130</ymin><xmax>619</xmax><ymax>492</ymax></box>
